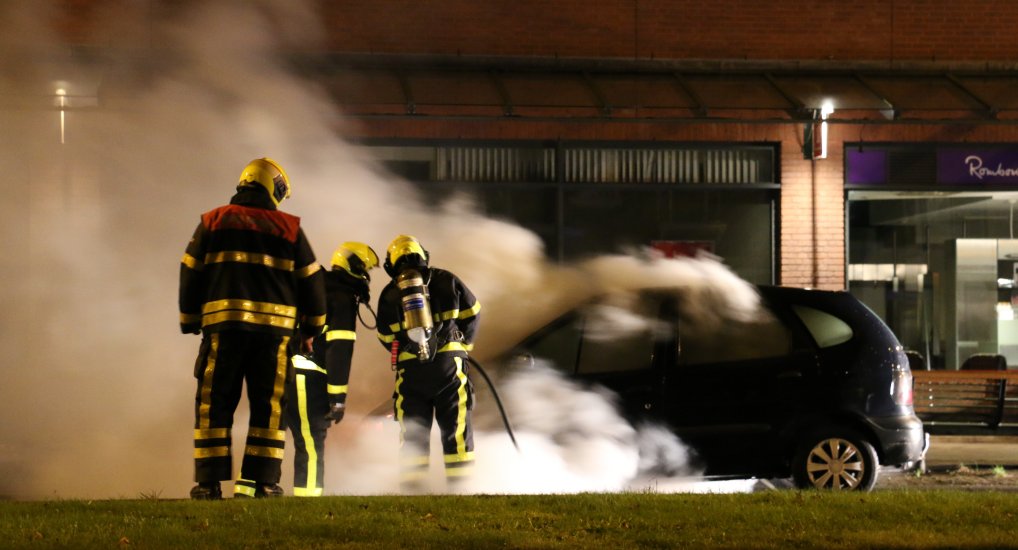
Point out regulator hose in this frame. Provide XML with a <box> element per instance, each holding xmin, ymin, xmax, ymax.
<box><xmin>465</xmin><ymin>356</ymin><xmax>520</xmax><ymax>451</ymax></box>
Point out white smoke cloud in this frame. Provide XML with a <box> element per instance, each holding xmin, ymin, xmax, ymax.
<box><xmin>0</xmin><ymin>0</ymin><xmax>761</xmax><ymax>499</ymax></box>
<box><xmin>319</xmin><ymin>363</ymin><xmax>704</xmax><ymax>495</ymax></box>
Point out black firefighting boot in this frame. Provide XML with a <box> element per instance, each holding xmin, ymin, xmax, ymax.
<box><xmin>234</xmin><ymin>479</ymin><xmax>284</xmax><ymax>498</ymax></box>
<box><xmin>255</xmin><ymin>484</ymin><xmax>284</xmax><ymax>498</ymax></box>
<box><xmin>189</xmin><ymin>482</ymin><xmax>222</xmax><ymax>500</ymax></box>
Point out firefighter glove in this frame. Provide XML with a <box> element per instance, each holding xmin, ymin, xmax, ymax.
<box><xmin>324</xmin><ymin>402</ymin><xmax>345</xmax><ymax>425</ymax></box>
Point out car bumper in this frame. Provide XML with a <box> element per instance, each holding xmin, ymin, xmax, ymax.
<box><xmin>865</xmin><ymin>413</ymin><xmax>927</xmax><ymax>466</ymax></box>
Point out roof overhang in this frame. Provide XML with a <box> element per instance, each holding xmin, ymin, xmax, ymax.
<box><xmin>298</xmin><ymin>54</ymin><xmax>1018</xmax><ymax>124</ymax></box>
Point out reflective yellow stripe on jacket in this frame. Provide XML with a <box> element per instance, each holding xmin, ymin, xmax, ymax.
<box><xmin>200</xmin><ymin>299</ymin><xmax>297</xmax><ymax>330</ymax></box>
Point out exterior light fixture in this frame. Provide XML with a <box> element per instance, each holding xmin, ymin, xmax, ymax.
<box><xmin>55</xmin><ymin>88</ymin><xmax>67</xmax><ymax>144</ymax></box>
<box><xmin>803</xmin><ymin>100</ymin><xmax>835</xmax><ymax>160</ymax></box>
<box><xmin>819</xmin><ymin>100</ymin><xmax>834</xmax><ymax>159</ymax></box>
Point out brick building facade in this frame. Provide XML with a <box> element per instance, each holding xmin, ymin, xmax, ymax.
<box><xmin>44</xmin><ymin>0</ymin><xmax>1018</xmax><ymax>369</ymax></box>
<box><xmin>300</xmin><ymin>1</ymin><xmax>1018</xmax><ymax>291</ymax></box>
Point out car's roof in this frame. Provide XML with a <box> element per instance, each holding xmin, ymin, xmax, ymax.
<box><xmin>757</xmin><ymin>285</ymin><xmax>851</xmax><ymax>299</ymax></box>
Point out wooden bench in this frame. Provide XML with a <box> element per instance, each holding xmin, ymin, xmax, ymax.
<box><xmin>913</xmin><ymin>370</ymin><xmax>1018</xmax><ymax>435</ymax></box>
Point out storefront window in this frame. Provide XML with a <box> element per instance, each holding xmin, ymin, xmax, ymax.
<box><xmin>847</xmin><ymin>145</ymin><xmax>1018</xmax><ymax>370</ymax></box>
<box><xmin>364</xmin><ymin>142</ymin><xmax>777</xmax><ymax>285</ymax></box>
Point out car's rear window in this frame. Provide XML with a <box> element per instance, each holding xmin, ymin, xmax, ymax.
<box><xmin>792</xmin><ymin>305</ymin><xmax>854</xmax><ymax>348</ymax></box>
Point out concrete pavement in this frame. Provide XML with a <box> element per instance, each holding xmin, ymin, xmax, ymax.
<box><xmin>923</xmin><ymin>435</ymin><xmax>1018</xmax><ymax>468</ymax></box>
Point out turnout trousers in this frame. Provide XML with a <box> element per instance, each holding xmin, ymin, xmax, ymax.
<box><xmin>284</xmin><ymin>360</ymin><xmax>330</xmax><ymax>496</ymax></box>
<box><xmin>394</xmin><ymin>353</ymin><xmax>474</xmax><ymax>488</ymax></box>
<box><xmin>193</xmin><ymin>331</ymin><xmax>290</xmax><ymax>495</ymax></box>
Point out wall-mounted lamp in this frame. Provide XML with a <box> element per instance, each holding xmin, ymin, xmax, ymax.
<box><xmin>55</xmin><ymin>87</ymin><xmax>67</xmax><ymax>144</ymax></box>
<box><xmin>803</xmin><ymin>100</ymin><xmax>835</xmax><ymax>160</ymax></box>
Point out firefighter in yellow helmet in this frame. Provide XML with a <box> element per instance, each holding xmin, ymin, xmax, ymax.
<box><xmin>285</xmin><ymin>241</ymin><xmax>379</xmax><ymax>496</ymax></box>
<box><xmin>376</xmin><ymin>235</ymin><xmax>481</xmax><ymax>491</ymax></box>
<box><xmin>179</xmin><ymin>158</ymin><xmax>326</xmax><ymax>500</ymax></box>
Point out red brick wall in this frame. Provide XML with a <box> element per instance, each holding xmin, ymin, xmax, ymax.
<box><xmin>322</xmin><ymin>1</ymin><xmax>1018</xmax><ymax>62</ymax></box>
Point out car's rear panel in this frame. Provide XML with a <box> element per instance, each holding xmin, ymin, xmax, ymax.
<box><xmin>761</xmin><ymin>286</ymin><xmax>926</xmax><ymax>466</ymax></box>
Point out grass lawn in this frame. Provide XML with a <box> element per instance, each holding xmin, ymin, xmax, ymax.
<box><xmin>2</xmin><ymin>491</ymin><xmax>1018</xmax><ymax>549</ymax></box>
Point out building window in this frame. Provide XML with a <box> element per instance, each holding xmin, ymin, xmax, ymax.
<box><xmin>361</xmin><ymin>141</ymin><xmax>777</xmax><ymax>284</ymax></box>
<box><xmin>846</xmin><ymin>143</ymin><xmax>1018</xmax><ymax>370</ymax></box>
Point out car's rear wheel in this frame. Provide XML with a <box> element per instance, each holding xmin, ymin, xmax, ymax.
<box><xmin>792</xmin><ymin>430</ymin><xmax>879</xmax><ymax>491</ymax></box>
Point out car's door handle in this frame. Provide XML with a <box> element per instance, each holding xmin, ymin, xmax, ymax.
<box><xmin>777</xmin><ymin>370</ymin><xmax>802</xmax><ymax>379</ymax></box>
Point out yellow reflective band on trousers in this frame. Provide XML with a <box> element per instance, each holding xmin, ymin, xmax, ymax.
<box><xmin>194</xmin><ymin>446</ymin><xmax>230</xmax><ymax>459</ymax></box>
<box><xmin>197</xmin><ymin>334</ymin><xmax>219</xmax><ymax>429</ymax></box>
<box><xmin>443</xmin><ymin>451</ymin><xmax>475</xmax><ymax>464</ymax></box>
<box><xmin>194</xmin><ymin>428</ymin><xmax>229</xmax><ymax>440</ymax></box>
<box><xmin>204</xmin><ymin>250</ymin><xmax>294</xmax><ymax>271</ymax></box>
<box><xmin>234</xmin><ymin>480</ymin><xmax>257</xmax><ymax>497</ymax></box>
<box><xmin>293</xmin><ymin>487</ymin><xmax>323</xmax><ymax>497</ymax></box>
<box><xmin>270</xmin><ymin>337</ymin><xmax>289</xmax><ymax>431</ymax></box>
<box><xmin>394</xmin><ymin>371</ymin><xmax>406</xmax><ymax>445</ymax></box>
<box><xmin>454</xmin><ymin>357</ymin><xmax>469</xmax><ymax>455</ymax></box>
<box><xmin>294</xmin><ymin>373</ymin><xmax>319</xmax><ymax>494</ymax></box>
<box><xmin>244</xmin><ymin>445</ymin><xmax>285</xmax><ymax>459</ymax></box>
<box><xmin>327</xmin><ymin>384</ymin><xmax>348</xmax><ymax>396</ymax></box>
<box><xmin>248</xmin><ymin>427</ymin><xmax>286</xmax><ymax>441</ymax></box>
<box><xmin>326</xmin><ymin>329</ymin><xmax>356</xmax><ymax>341</ymax></box>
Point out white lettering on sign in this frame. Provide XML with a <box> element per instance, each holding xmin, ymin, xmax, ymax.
<box><xmin>966</xmin><ymin>155</ymin><xmax>1018</xmax><ymax>179</ymax></box>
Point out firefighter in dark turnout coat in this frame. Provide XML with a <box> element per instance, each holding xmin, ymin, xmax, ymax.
<box><xmin>376</xmin><ymin>235</ymin><xmax>481</xmax><ymax>490</ymax></box>
<box><xmin>179</xmin><ymin>157</ymin><xmax>326</xmax><ymax>500</ymax></box>
<box><xmin>285</xmin><ymin>241</ymin><xmax>378</xmax><ymax>496</ymax></box>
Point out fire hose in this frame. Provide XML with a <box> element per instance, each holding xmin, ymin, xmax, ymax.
<box><xmin>465</xmin><ymin>355</ymin><xmax>520</xmax><ymax>452</ymax></box>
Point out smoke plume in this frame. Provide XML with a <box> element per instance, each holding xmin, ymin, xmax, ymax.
<box><xmin>0</xmin><ymin>1</ymin><xmax>760</xmax><ymax>499</ymax></box>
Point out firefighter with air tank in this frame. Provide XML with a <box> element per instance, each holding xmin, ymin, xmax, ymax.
<box><xmin>285</xmin><ymin>241</ymin><xmax>379</xmax><ymax>497</ymax></box>
<box><xmin>376</xmin><ymin>235</ymin><xmax>481</xmax><ymax>491</ymax></box>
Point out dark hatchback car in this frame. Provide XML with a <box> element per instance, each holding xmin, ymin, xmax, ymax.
<box><xmin>506</xmin><ymin>285</ymin><xmax>926</xmax><ymax>491</ymax></box>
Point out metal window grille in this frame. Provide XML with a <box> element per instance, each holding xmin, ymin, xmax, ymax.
<box><xmin>434</xmin><ymin>147</ymin><xmax>556</xmax><ymax>182</ymax></box>
<box><xmin>416</xmin><ymin>145</ymin><xmax>772</xmax><ymax>184</ymax></box>
<box><xmin>564</xmin><ymin>148</ymin><xmax>767</xmax><ymax>184</ymax></box>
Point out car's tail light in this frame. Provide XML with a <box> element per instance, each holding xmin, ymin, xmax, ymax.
<box><xmin>891</xmin><ymin>367</ymin><xmax>913</xmax><ymax>406</ymax></box>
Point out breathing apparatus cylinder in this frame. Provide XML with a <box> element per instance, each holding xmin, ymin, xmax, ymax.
<box><xmin>396</xmin><ymin>268</ymin><xmax>434</xmax><ymax>361</ymax></box>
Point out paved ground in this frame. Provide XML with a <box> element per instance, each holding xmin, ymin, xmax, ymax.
<box><xmin>877</xmin><ymin>435</ymin><xmax>1018</xmax><ymax>491</ymax></box>
<box><xmin>922</xmin><ymin>435</ymin><xmax>1018</xmax><ymax>469</ymax></box>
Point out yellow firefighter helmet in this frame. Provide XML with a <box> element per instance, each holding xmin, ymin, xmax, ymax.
<box><xmin>384</xmin><ymin>234</ymin><xmax>428</xmax><ymax>276</ymax></box>
<box><xmin>331</xmin><ymin>241</ymin><xmax>379</xmax><ymax>280</ymax></box>
<box><xmin>238</xmin><ymin>157</ymin><xmax>290</xmax><ymax>206</ymax></box>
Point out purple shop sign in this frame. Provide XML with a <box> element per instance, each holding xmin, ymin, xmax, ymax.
<box><xmin>846</xmin><ymin>149</ymin><xmax>887</xmax><ymax>185</ymax></box>
<box><xmin>938</xmin><ymin>150</ymin><xmax>1018</xmax><ymax>185</ymax></box>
